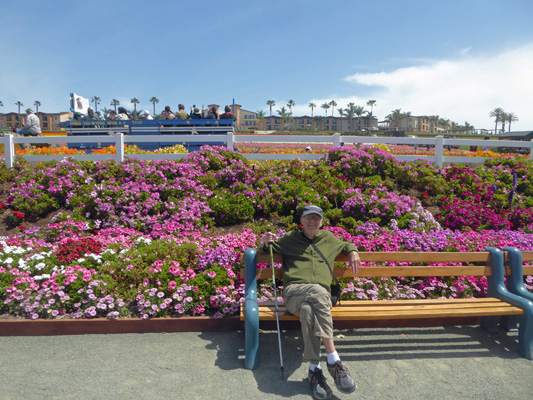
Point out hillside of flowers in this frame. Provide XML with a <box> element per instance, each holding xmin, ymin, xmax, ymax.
<box><xmin>1</xmin><ymin>145</ymin><xmax>532</xmax><ymax>321</ymax></box>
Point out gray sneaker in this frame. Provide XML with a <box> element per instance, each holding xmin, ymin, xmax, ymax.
<box><xmin>327</xmin><ymin>361</ymin><xmax>356</xmax><ymax>394</ymax></box>
<box><xmin>308</xmin><ymin>368</ymin><xmax>332</xmax><ymax>400</ymax></box>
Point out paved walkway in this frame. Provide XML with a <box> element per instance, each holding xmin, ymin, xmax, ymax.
<box><xmin>1</xmin><ymin>326</ymin><xmax>532</xmax><ymax>399</ymax></box>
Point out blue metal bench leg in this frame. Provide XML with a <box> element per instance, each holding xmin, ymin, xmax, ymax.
<box><xmin>244</xmin><ymin>248</ymin><xmax>259</xmax><ymax>369</ymax></box>
<box><xmin>504</xmin><ymin>247</ymin><xmax>533</xmax><ymax>359</ymax></box>
<box><xmin>517</xmin><ymin>311</ymin><xmax>533</xmax><ymax>360</ymax></box>
<box><xmin>500</xmin><ymin>315</ymin><xmax>519</xmax><ymax>332</ymax></box>
<box><xmin>486</xmin><ymin>247</ymin><xmax>533</xmax><ymax>360</ymax></box>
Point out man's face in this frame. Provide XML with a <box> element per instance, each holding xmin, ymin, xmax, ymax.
<box><xmin>301</xmin><ymin>213</ymin><xmax>323</xmax><ymax>237</ymax></box>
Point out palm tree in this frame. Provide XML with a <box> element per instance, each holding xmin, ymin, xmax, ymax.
<box><xmin>464</xmin><ymin>121</ymin><xmax>475</xmax><ymax>134</ymax></box>
<box><xmin>500</xmin><ymin>112</ymin><xmax>508</xmax><ymax>133</ymax></box>
<box><xmin>276</xmin><ymin>106</ymin><xmax>289</xmax><ymax>129</ymax></box>
<box><xmin>438</xmin><ymin>117</ymin><xmax>450</xmax><ymax>133</ymax></box>
<box><xmin>131</xmin><ymin>98</ymin><xmax>140</xmax><ymax>114</ymax></box>
<box><xmin>256</xmin><ymin>110</ymin><xmax>266</xmax><ymax>129</ymax></box>
<box><xmin>354</xmin><ymin>105</ymin><xmax>366</xmax><ymax>132</ymax></box>
<box><xmin>34</xmin><ymin>100</ymin><xmax>41</xmax><ymax>112</ymax></box>
<box><xmin>345</xmin><ymin>103</ymin><xmax>357</xmax><ymax>131</ymax></box>
<box><xmin>15</xmin><ymin>101</ymin><xmax>23</xmax><ymax>127</ymax></box>
<box><xmin>321</xmin><ymin>102</ymin><xmax>330</xmax><ymax>117</ymax></box>
<box><xmin>489</xmin><ymin>107</ymin><xmax>504</xmax><ymax>134</ymax></box>
<box><xmin>287</xmin><ymin>100</ymin><xmax>295</xmax><ymax>114</ymax></box>
<box><xmin>366</xmin><ymin>100</ymin><xmax>377</xmax><ymax>117</ymax></box>
<box><xmin>111</xmin><ymin>99</ymin><xmax>120</xmax><ymax>113</ymax></box>
<box><xmin>91</xmin><ymin>96</ymin><xmax>101</xmax><ymax>111</ymax></box>
<box><xmin>102</xmin><ymin>107</ymin><xmax>113</xmax><ymax>119</ymax></box>
<box><xmin>329</xmin><ymin>100</ymin><xmax>337</xmax><ymax>118</ymax></box>
<box><xmin>313</xmin><ymin>116</ymin><xmax>325</xmax><ymax>130</ymax></box>
<box><xmin>149</xmin><ymin>97</ymin><xmax>159</xmax><ymax>116</ymax></box>
<box><xmin>130</xmin><ymin>109</ymin><xmax>143</xmax><ymax>120</ymax></box>
<box><xmin>308</xmin><ymin>102</ymin><xmax>316</xmax><ymax>117</ymax></box>
<box><xmin>266</xmin><ymin>100</ymin><xmax>276</xmax><ymax>116</ymax></box>
<box><xmin>385</xmin><ymin>109</ymin><xmax>403</xmax><ymax>130</ymax></box>
<box><xmin>337</xmin><ymin>108</ymin><xmax>345</xmax><ymax>131</ymax></box>
<box><xmin>506</xmin><ymin>112</ymin><xmax>519</xmax><ymax>132</ymax></box>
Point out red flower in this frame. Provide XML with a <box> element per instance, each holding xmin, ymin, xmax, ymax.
<box><xmin>18</xmin><ymin>225</ymin><xmax>25</xmax><ymax>230</ymax></box>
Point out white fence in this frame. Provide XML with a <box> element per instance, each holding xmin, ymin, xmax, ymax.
<box><xmin>1</xmin><ymin>133</ymin><xmax>532</xmax><ymax>169</ymax></box>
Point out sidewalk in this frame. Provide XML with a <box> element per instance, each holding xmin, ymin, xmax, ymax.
<box><xmin>1</xmin><ymin>326</ymin><xmax>532</xmax><ymax>400</ymax></box>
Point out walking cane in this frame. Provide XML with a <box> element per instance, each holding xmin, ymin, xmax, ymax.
<box><xmin>269</xmin><ymin>243</ymin><xmax>285</xmax><ymax>379</ymax></box>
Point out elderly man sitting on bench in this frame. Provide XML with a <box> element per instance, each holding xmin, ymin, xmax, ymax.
<box><xmin>260</xmin><ymin>205</ymin><xmax>361</xmax><ymax>400</ymax></box>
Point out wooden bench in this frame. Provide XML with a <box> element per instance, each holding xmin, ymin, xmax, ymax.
<box><xmin>241</xmin><ymin>247</ymin><xmax>533</xmax><ymax>369</ymax></box>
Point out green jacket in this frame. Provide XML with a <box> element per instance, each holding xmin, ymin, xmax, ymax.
<box><xmin>257</xmin><ymin>229</ymin><xmax>357</xmax><ymax>291</ymax></box>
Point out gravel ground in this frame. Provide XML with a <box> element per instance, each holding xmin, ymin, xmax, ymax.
<box><xmin>0</xmin><ymin>326</ymin><xmax>532</xmax><ymax>400</ymax></box>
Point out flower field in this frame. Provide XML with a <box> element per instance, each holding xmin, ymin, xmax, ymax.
<box><xmin>1</xmin><ymin>145</ymin><xmax>532</xmax><ymax>321</ymax></box>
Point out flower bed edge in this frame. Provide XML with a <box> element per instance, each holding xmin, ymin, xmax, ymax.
<box><xmin>0</xmin><ymin>316</ymin><xmax>243</xmax><ymax>336</ymax></box>
<box><xmin>0</xmin><ymin>315</ymin><xmax>482</xmax><ymax>336</ymax></box>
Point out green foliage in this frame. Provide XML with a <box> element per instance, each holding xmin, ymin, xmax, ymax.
<box><xmin>99</xmin><ymin>240</ymin><xmax>199</xmax><ymax>300</ymax></box>
<box><xmin>208</xmin><ymin>191</ymin><xmax>255</xmax><ymax>225</ymax></box>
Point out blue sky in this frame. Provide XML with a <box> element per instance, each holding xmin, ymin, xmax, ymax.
<box><xmin>1</xmin><ymin>0</ymin><xmax>533</xmax><ymax>130</ymax></box>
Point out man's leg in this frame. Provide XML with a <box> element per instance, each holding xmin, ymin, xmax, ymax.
<box><xmin>284</xmin><ymin>285</ymin><xmax>357</xmax><ymax>398</ymax></box>
<box><xmin>284</xmin><ymin>284</ymin><xmax>334</xmax><ymax>399</ymax></box>
<box><xmin>323</xmin><ymin>334</ymin><xmax>357</xmax><ymax>394</ymax></box>
<box><xmin>283</xmin><ymin>284</ymin><xmax>333</xmax><ymax>364</ymax></box>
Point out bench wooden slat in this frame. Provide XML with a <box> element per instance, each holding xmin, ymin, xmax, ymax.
<box><xmin>242</xmin><ymin>251</ymin><xmax>495</xmax><ymax>265</ymax></box>
<box><xmin>255</xmin><ymin>297</ymin><xmax>510</xmax><ymax>307</ymax></box>
<box><xmin>523</xmin><ymin>266</ymin><xmax>533</xmax><ymax>274</ymax></box>
<box><xmin>247</xmin><ymin>307</ymin><xmax>524</xmax><ymax>321</ymax></box>
<box><xmin>517</xmin><ymin>251</ymin><xmax>533</xmax><ymax>261</ymax></box>
<box><xmin>240</xmin><ymin>298</ymin><xmax>524</xmax><ymax>321</ymax></box>
<box><xmin>244</xmin><ymin>266</ymin><xmax>510</xmax><ymax>280</ymax></box>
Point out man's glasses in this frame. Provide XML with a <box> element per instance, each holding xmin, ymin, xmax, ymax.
<box><xmin>303</xmin><ymin>215</ymin><xmax>322</xmax><ymax>221</ymax></box>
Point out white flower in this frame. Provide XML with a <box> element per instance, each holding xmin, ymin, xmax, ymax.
<box><xmin>35</xmin><ymin>262</ymin><xmax>46</xmax><ymax>270</ymax></box>
<box><xmin>18</xmin><ymin>259</ymin><xmax>28</xmax><ymax>270</ymax></box>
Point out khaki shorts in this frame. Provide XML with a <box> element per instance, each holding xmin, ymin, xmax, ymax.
<box><xmin>283</xmin><ymin>283</ymin><xmax>333</xmax><ymax>363</ymax></box>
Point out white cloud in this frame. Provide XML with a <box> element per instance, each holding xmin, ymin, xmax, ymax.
<box><xmin>338</xmin><ymin>43</ymin><xmax>533</xmax><ymax>131</ymax></box>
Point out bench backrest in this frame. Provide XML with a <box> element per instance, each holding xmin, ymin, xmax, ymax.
<box><xmin>241</xmin><ymin>250</ymin><xmax>533</xmax><ymax>279</ymax></box>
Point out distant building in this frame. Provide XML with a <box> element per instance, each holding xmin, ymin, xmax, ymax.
<box><xmin>233</xmin><ymin>110</ymin><xmax>377</xmax><ymax>132</ymax></box>
<box><xmin>230</xmin><ymin>104</ymin><xmax>260</xmax><ymax>130</ymax></box>
<box><xmin>387</xmin><ymin>115</ymin><xmax>451</xmax><ymax>134</ymax></box>
<box><xmin>263</xmin><ymin>114</ymin><xmax>377</xmax><ymax>132</ymax></box>
<box><xmin>0</xmin><ymin>111</ymin><xmax>72</xmax><ymax>131</ymax></box>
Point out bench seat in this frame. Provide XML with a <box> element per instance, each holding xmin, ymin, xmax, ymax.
<box><xmin>242</xmin><ymin>298</ymin><xmax>525</xmax><ymax>321</ymax></box>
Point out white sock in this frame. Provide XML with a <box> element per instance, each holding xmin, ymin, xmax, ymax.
<box><xmin>309</xmin><ymin>362</ymin><xmax>321</xmax><ymax>372</ymax></box>
<box><xmin>326</xmin><ymin>351</ymin><xmax>340</xmax><ymax>365</ymax></box>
